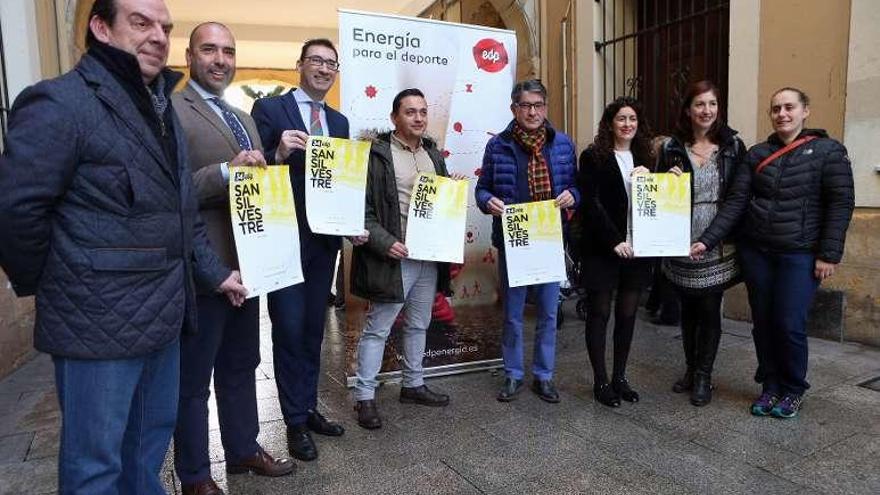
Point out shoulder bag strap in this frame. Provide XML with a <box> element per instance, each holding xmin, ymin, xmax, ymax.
<box><xmin>755</xmin><ymin>135</ymin><xmax>817</xmax><ymax>174</ymax></box>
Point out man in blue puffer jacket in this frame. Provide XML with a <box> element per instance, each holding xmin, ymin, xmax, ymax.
<box><xmin>475</xmin><ymin>79</ymin><xmax>580</xmax><ymax>403</ymax></box>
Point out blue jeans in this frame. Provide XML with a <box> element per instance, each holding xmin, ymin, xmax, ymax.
<box><xmin>53</xmin><ymin>339</ymin><xmax>180</xmax><ymax>495</ymax></box>
<box><xmin>739</xmin><ymin>243</ymin><xmax>819</xmax><ymax>396</ymax></box>
<box><xmin>499</xmin><ymin>250</ymin><xmax>560</xmax><ymax>381</ymax></box>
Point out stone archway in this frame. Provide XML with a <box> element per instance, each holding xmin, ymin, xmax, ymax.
<box><xmin>481</xmin><ymin>0</ymin><xmax>540</xmax><ymax>80</ymax></box>
<box><xmin>437</xmin><ymin>0</ymin><xmax>540</xmax><ymax>81</ymax></box>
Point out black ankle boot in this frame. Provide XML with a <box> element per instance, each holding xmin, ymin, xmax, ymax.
<box><xmin>612</xmin><ymin>377</ymin><xmax>640</xmax><ymax>403</ymax></box>
<box><xmin>593</xmin><ymin>382</ymin><xmax>621</xmax><ymax>408</ymax></box>
<box><xmin>672</xmin><ymin>368</ymin><xmax>695</xmax><ymax>393</ymax></box>
<box><xmin>690</xmin><ymin>372</ymin><xmax>712</xmax><ymax>406</ymax></box>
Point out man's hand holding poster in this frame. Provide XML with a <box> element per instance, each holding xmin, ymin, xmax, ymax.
<box><xmin>305</xmin><ymin>136</ymin><xmax>370</xmax><ymax>235</ymax></box>
<box><xmin>502</xmin><ymin>200</ymin><xmax>566</xmax><ymax>287</ymax></box>
<box><xmin>230</xmin><ymin>165</ymin><xmax>303</xmax><ymax>297</ymax></box>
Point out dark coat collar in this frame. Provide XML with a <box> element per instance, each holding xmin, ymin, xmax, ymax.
<box><xmin>76</xmin><ymin>47</ymin><xmax>182</xmax><ymax>183</ymax></box>
<box><xmin>767</xmin><ymin>128</ymin><xmax>829</xmax><ymax>147</ymax></box>
<box><xmin>86</xmin><ymin>41</ymin><xmax>182</xmax><ymax>102</ymax></box>
<box><xmin>498</xmin><ymin>119</ymin><xmax>558</xmax><ymax>142</ymax></box>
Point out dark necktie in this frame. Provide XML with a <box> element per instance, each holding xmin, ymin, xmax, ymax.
<box><xmin>209</xmin><ymin>97</ymin><xmax>252</xmax><ymax>151</ymax></box>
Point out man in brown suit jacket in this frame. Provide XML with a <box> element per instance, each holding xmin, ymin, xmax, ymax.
<box><xmin>172</xmin><ymin>22</ymin><xmax>294</xmax><ymax>495</ymax></box>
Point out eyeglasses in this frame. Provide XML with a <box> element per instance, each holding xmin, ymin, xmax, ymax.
<box><xmin>514</xmin><ymin>102</ymin><xmax>546</xmax><ymax>111</ymax></box>
<box><xmin>302</xmin><ymin>55</ymin><xmax>340</xmax><ymax>72</ymax></box>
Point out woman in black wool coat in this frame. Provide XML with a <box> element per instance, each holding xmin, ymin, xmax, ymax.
<box><xmin>576</xmin><ymin>97</ymin><xmax>654</xmax><ymax>408</ymax></box>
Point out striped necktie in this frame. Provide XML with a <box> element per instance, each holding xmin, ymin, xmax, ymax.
<box><xmin>309</xmin><ymin>101</ymin><xmax>324</xmax><ymax>136</ymax></box>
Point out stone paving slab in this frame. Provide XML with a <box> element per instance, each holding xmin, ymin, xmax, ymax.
<box><xmin>1</xmin><ymin>302</ymin><xmax>879</xmax><ymax>495</ymax></box>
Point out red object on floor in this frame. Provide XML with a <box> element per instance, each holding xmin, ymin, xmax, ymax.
<box><xmin>432</xmin><ymin>293</ymin><xmax>456</xmax><ymax>324</ymax></box>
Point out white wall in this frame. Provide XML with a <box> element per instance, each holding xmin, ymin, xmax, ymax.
<box><xmin>0</xmin><ymin>0</ymin><xmax>44</xmax><ymax>102</ymax></box>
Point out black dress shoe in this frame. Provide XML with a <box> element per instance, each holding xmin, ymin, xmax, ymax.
<box><xmin>399</xmin><ymin>385</ymin><xmax>450</xmax><ymax>407</ymax></box>
<box><xmin>355</xmin><ymin>399</ymin><xmax>382</xmax><ymax>429</ymax></box>
<box><xmin>593</xmin><ymin>382</ymin><xmax>621</xmax><ymax>407</ymax></box>
<box><xmin>690</xmin><ymin>372</ymin><xmax>713</xmax><ymax>407</ymax></box>
<box><xmin>287</xmin><ymin>424</ymin><xmax>318</xmax><ymax>461</ymax></box>
<box><xmin>497</xmin><ymin>378</ymin><xmax>524</xmax><ymax>402</ymax></box>
<box><xmin>531</xmin><ymin>379</ymin><xmax>560</xmax><ymax>403</ymax></box>
<box><xmin>307</xmin><ymin>409</ymin><xmax>345</xmax><ymax>436</ymax></box>
<box><xmin>672</xmin><ymin>369</ymin><xmax>695</xmax><ymax>393</ymax></box>
<box><xmin>612</xmin><ymin>377</ymin><xmax>640</xmax><ymax>403</ymax></box>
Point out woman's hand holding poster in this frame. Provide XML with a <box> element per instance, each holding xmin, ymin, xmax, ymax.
<box><xmin>632</xmin><ymin>173</ymin><xmax>691</xmax><ymax>257</ymax></box>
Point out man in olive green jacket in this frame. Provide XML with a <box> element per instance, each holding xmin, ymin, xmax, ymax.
<box><xmin>350</xmin><ymin>88</ymin><xmax>465</xmax><ymax>430</ymax></box>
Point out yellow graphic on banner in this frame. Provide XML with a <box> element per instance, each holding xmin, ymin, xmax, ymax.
<box><xmin>503</xmin><ymin>200</ymin><xmax>561</xmax><ymax>247</ymax></box>
<box><xmin>305</xmin><ymin>136</ymin><xmax>370</xmax><ymax>190</ymax></box>
<box><xmin>634</xmin><ymin>173</ymin><xmax>690</xmax><ymax>217</ymax></box>
<box><xmin>410</xmin><ymin>173</ymin><xmax>467</xmax><ymax>220</ymax></box>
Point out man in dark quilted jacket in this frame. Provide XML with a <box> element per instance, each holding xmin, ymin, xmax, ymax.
<box><xmin>0</xmin><ymin>1</ymin><xmax>246</xmax><ymax>493</ymax></box>
<box><xmin>475</xmin><ymin>79</ymin><xmax>580</xmax><ymax>404</ymax></box>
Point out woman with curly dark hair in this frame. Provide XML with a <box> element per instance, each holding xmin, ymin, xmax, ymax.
<box><xmin>655</xmin><ymin>80</ymin><xmax>746</xmax><ymax>407</ymax></box>
<box><xmin>576</xmin><ymin>97</ymin><xmax>654</xmax><ymax>407</ymax></box>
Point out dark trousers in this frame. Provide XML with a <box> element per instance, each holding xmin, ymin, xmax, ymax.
<box><xmin>268</xmin><ymin>238</ymin><xmax>337</xmax><ymax>426</ymax></box>
<box><xmin>679</xmin><ymin>292</ymin><xmax>723</xmax><ymax>375</ymax></box>
<box><xmin>646</xmin><ymin>264</ymin><xmax>680</xmax><ymax>323</ymax></box>
<box><xmin>739</xmin><ymin>243</ymin><xmax>819</xmax><ymax>396</ymax></box>
<box><xmin>174</xmin><ymin>295</ymin><xmax>260</xmax><ymax>484</ymax></box>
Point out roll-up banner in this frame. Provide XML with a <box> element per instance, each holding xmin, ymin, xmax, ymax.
<box><xmin>339</xmin><ymin>9</ymin><xmax>517</xmax><ymax>385</ymax></box>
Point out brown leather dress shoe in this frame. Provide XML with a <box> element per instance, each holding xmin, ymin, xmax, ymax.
<box><xmin>399</xmin><ymin>384</ymin><xmax>450</xmax><ymax>407</ymax></box>
<box><xmin>355</xmin><ymin>399</ymin><xmax>382</xmax><ymax>429</ymax></box>
<box><xmin>181</xmin><ymin>479</ymin><xmax>224</xmax><ymax>495</ymax></box>
<box><xmin>226</xmin><ymin>448</ymin><xmax>296</xmax><ymax>477</ymax></box>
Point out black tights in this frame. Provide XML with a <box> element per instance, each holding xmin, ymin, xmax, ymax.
<box><xmin>584</xmin><ymin>288</ymin><xmax>642</xmax><ymax>384</ymax></box>
<box><xmin>679</xmin><ymin>292</ymin><xmax>723</xmax><ymax>374</ymax></box>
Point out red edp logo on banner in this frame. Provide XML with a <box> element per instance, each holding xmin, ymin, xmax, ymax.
<box><xmin>472</xmin><ymin>39</ymin><xmax>509</xmax><ymax>73</ymax></box>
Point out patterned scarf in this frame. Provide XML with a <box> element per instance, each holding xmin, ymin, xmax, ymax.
<box><xmin>148</xmin><ymin>72</ymin><xmax>169</xmax><ymax>122</ymax></box>
<box><xmin>512</xmin><ymin>123</ymin><xmax>552</xmax><ymax>201</ymax></box>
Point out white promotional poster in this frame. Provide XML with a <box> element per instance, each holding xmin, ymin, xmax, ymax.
<box><xmin>404</xmin><ymin>173</ymin><xmax>468</xmax><ymax>263</ymax></box>
<box><xmin>229</xmin><ymin>165</ymin><xmax>303</xmax><ymax>298</ymax></box>
<box><xmin>304</xmin><ymin>136</ymin><xmax>370</xmax><ymax>236</ymax></box>
<box><xmin>632</xmin><ymin>173</ymin><xmax>692</xmax><ymax>257</ymax></box>
<box><xmin>339</xmin><ymin>10</ymin><xmax>516</xmax><ymax>382</ymax></box>
<box><xmin>502</xmin><ymin>200</ymin><xmax>567</xmax><ymax>288</ymax></box>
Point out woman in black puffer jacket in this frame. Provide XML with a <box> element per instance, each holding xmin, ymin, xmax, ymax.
<box><xmin>655</xmin><ymin>80</ymin><xmax>745</xmax><ymax>407</ymax></box>
<box><xmin>692</xmin><ymin>87</ymin><xmax>854</xmax><ymax>419</ymax></box>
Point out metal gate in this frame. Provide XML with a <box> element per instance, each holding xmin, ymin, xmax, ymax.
<box><xmin>594</xmin><ymin>0</ymin><xmax>730</xmax><ymax>135</ymax></box>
